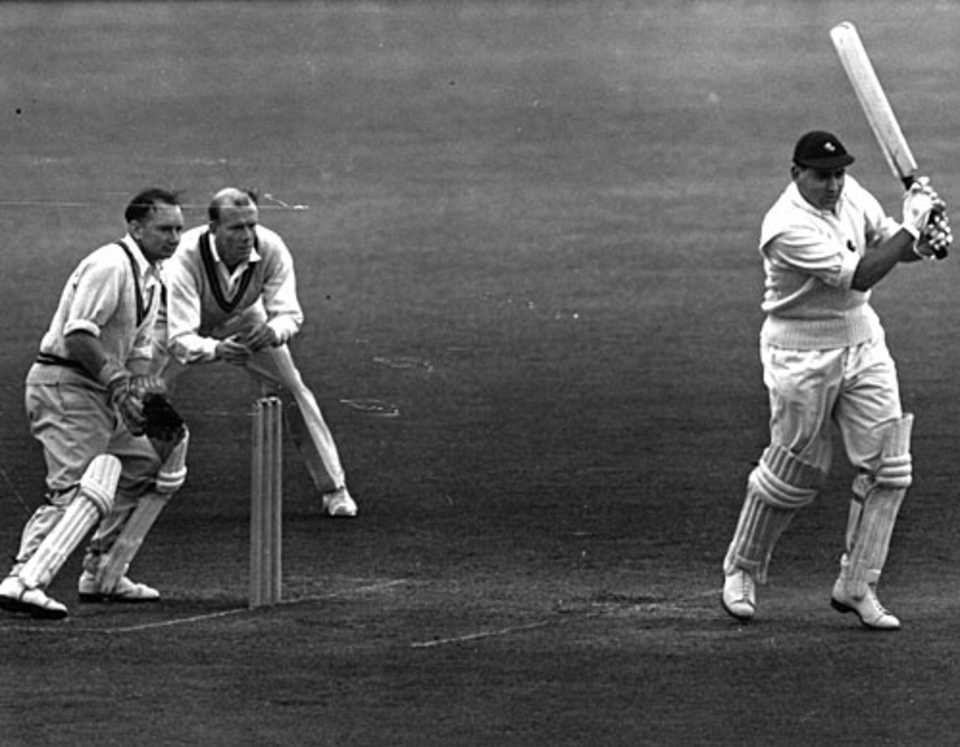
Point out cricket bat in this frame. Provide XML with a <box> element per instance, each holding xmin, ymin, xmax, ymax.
<box><xmin>829</xmin><ymin>21</ymin><xmax>918</xmax><ymax>188</ymax></box>
<box><xmin>831</xmin><ymin>21</ymin><xmax>948</xmax><ymax>258</ymax></box>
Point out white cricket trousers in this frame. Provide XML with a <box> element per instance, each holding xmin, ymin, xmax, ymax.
<box><xmin>760</xmin><ymin>334</ymin><xmax>903</xmax><ymax>477</ymax></box>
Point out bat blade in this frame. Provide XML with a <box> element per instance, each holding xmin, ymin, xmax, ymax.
<box><xmin>830</xmin><ymin>21</ymin><xmax>918</xmax><ymax>186</ymax></box>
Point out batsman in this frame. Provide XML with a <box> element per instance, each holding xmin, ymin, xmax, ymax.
<box><xmin>721</xmin><ymin>131</ymin><xmax>952</xmax><ymax>630</ymax></box>
<box><xmin>0</xmin><ymin>189</ymin><xmax>190</xmax><ymax>619</ymax></box>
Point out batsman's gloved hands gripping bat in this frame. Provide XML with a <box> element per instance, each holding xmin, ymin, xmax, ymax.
<box><xmin>903</xmin><ymin>177</ymin><xmax>952</xmax><ymax>259</ymax></box>
<box><xmin>916</xmin><ymin>210</ymin><xmax>952</xmax><ymax>259</ymax></box>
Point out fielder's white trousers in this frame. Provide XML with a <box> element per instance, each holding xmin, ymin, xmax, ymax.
<box><xmin>156</xmin><ymin>304</ymin><xmax>347</xmax><ymax>494</ymax></box>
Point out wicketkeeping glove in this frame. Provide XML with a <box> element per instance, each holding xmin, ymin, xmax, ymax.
<box><xmin>142</xmin><ymin>392</ymin><xmax>187</xmax><ymax>444</ymax></box>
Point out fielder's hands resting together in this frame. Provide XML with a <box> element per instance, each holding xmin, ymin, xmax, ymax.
<box><xmin>215</xmin><ymin>325</ymin><xmax>281</xmax><ymax>365</ymax></box>
<box><xmin>242</xmin><ymin>323</ymin><xmax>280</xmax><ymax>352</ymax></box>
<box><xmin>215</xmin><ymin>335</ymin><xmax>251</xmax><ymax>364</ymax></box>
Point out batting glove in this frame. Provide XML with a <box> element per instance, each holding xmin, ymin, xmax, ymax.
<box><xmin>902</xmin><ymin>179</ymin><xmax>936</xmax><ymax>239</ymax></box>
<box><xmin>915</xmin><ymin>210</ymin><xmax>952</xmax><ymax>259</ymax></box>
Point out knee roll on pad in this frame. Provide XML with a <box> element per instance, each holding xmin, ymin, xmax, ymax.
<box><xmin>725</xmin><ymin>445</ymin><xmax>823</xmax><ymax>581</ymax></box>
<box><xmin>79</xmin><ymin>454</ymin><xmax>122</xmax><ymax>515</ymax></box>
<box><xmin>749</xmin><ymin>444</ymin><xmax>824</xmax><ymax>509</ymax></box>
<box><xmin>728</xmin><ymin>444</ymin><xmax>822</xmax><ymax>580</ymax></box>
<box><xmin>875</xmin><ymin>414</ymin><xmax>913</xmax><ymax>490</ymax></box>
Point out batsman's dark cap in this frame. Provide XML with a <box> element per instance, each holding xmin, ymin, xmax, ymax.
<box><xmin>792</xmin><ymin>130</ymin><xmax>855</xmax><ymax>169</ymax></box>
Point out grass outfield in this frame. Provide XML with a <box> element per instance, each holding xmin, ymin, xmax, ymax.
<box><xmin>2</xmin><ymin>2</ymin><xmax>960</xmax><ymax>744</ymax></box>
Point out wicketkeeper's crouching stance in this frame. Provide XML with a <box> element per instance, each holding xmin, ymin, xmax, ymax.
<box><xmin>0</xmin><ymin>188</ymin><xmax>189</xmax><ymax>620</ymax></box>
<box><xmin>720</xmin><ymin>131</ymin><xmax>953</xmax><ymax>630</ymax></box>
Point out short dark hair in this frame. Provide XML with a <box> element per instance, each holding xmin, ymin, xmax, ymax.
<box><xmin>208</xmin><ymin>188</ymin><xmax>259</xmax><ymax>223</ymax></box>
<box><xmin>125</xmin><ymin>188</ymin><xmax>181</xmax><ymax>224</ymax></box>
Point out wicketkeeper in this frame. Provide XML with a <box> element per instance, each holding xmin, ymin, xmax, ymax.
<box><xmin>0</xmin><ymin>189</ymin><xmax>190</xmax><ymax>619</ymax></box>
<box><xmin>721</xmin><ymin>131</ymin><xmax>952</xmax><ymax>630</ymax></box>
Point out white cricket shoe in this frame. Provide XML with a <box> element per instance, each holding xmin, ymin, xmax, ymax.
<box><xmin>323</xmin><ymin>486</ymin><xmax>358</xmax><ymax>518</ymax></box>
<box><xmin>721</xmin><ymin>569</ymin><xmax>756</xmax><ymax>622</ymax></box>
<box><xmin>78</xmin><ymin>571</ymin><xmax>160</xmax><ymax>603</ymax></box>
<box><xmin>0</xmin><ymin>575</ymin><xmax>68</xmax><ymax>619</ymax></box>
<box><xmin>830</xmin><ymin>579</ymin><xmax>900</xmax><ymax>630</ymax></box>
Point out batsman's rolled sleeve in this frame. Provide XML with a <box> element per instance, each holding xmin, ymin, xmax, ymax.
<box><xmin>765</xmin><ymin>226</ymin><xmax>861</xmax><ymax>288</ymax></box>
<box><xmin>164</xmin><ymin>248</ymin><xmax>219</xmax><ymax>363</ymax></box>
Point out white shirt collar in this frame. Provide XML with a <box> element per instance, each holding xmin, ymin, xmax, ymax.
<box><xmin>208</xmin><ymin>232</ymin><xmax>262</xmax><ymax>267</ymax></box>
<box><xmin>118</xmin><ymin>234</ymin><xmax>161</xmax><ymax>280</ymax></box>
<box><xmin>785</xmin><ymin>181</ymin><xmax>843</xmax><ymax>219</ymax></box>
